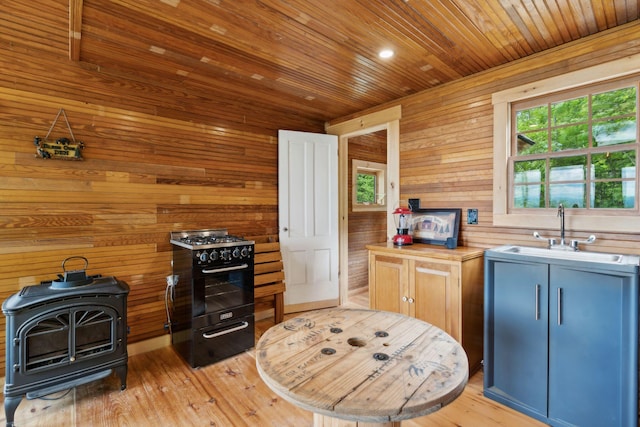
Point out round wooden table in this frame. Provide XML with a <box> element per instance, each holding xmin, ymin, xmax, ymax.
<box><xmin>255</xmin><ymin>308</ymin><xmax>468</xmax><ymax>427</ymax></box>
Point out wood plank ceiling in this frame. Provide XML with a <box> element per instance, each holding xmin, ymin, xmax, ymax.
<box><xmin>13</xmin><ymin>1</ymin><xmax>640</xmax><ymax>123</ymax></box>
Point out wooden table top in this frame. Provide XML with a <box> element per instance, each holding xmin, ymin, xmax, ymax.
<box><xmin>255</xmin><ymin>308</ymin><xmax>469</xmax><ymax>423</ymax></box>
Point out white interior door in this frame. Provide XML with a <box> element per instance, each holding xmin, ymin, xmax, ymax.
<box><xmin>278</xmin><ymin>130</ymin><xmax>339</xmax><ymax>312</ymax></box>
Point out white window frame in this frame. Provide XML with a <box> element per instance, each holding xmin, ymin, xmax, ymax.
<box><xmin>352</xmin><ymin>159</ymin><xmax>387</xmax><ymax>212</ymax></box>
<box><xmin>492</xmin><ymin>53</ymin><xmax>640</xmax><ymax>233</ymax></box>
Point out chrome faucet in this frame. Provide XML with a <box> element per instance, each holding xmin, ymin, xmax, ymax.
<box><xmin>557</xmin><ymin>204</ymin><xmax>566</xmax><ymax>247</ymax></box>
<box><xmin>533</xmin><ymin>203</ymin><xmax>596</xmax><ymax>251</ymax></box>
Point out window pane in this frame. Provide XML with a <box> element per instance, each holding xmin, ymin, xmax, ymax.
<box><xmin>514</xmin><ymin>184</ymin><xmax>545</xmax><ymax>208</ymax></box>
<box><xmin>356</xmin><ymin>173</ymin><xmax>376</xmax><ymax>203</ymax></box>
<box><xmin>516</xmin><ymin>131</ymin><xmax>547</xmax><ymax>155</ymax></box>
<box><xmin>549</xmin><ymin>183</ymin><xmax>586</xmax><ymax>208</ymax></box>
<box><xmin>592</xmin><ymin>151</ymin><xmax>636</xmax><ymax>179</ymax></box>
<box><xmin>551</xmin><ymin>124</ymin><xmax>588</xmax><ymax>151</ymax></box>
<box><xmin>593</xmin><ymin>118</ymin><xmax>637</xmax><ymax>147</ymax></box>
<box><xmin>622</xmin><ymin>165</ymin><xmax>636</xmax><ymax>209</ymax></box>
<box><xmin>549</xmin><ymin>156</ymin><xmax>586</xmax><ymax>181</ymax></box>
<box><xmin>514</xmin><ymin>160</ymin><xmax>545</xmax><ymax>208</ymax></box>
<box><xmin>514</xmin><ymin>160</ymin><xmax>545</xmax><ymax>183</ymax></box>
<box><xmin>516</xmin><ymin>105</ymin><xmax>548</xmax><ymax>132</ymax></box>
<box><xmin>551</xmin><ymin>96</ymin><xmax>588</xmax><ymax>125</ymax></box>
<box><xmin>592</xmin><ymin>181</ymin><xmax>634</xmax><ymax>208</ymax></box>
<box><xmin>592</xmin><ymin>87</ymin><xmax>637</xmax><ymax>119</ymax></box>
<box><xmin>549</xmin><ymin>156</ymin><xmax>586</xmax><ymax>207</ymax></box>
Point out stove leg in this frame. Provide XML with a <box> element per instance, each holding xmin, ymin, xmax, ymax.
<box><xmin>4</xmin><ymin>395</ymin><xmax>22</xmax><ymax>427</ymax></box>
<box><xmin>114</xmin><ymin>364</ymin><xmax>127</xmax><ymax>390</ymax></box>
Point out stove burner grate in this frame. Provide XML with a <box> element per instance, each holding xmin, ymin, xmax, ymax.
<box><xmin>182</xmin><ymin>235</ymin><xmax>246</xmax><ymax>245</ymax></box>
<box><xmin>170</xmin><ymin>229</ymin><xmax>254</xmax><ymax>250</ymax></box>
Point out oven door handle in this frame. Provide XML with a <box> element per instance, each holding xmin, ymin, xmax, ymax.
<box><xmin>202</xmin><ymin>321</ymin><xmax>250</xmax><ymax>339</ymax></box>
<box><xmin>201</xmin><ymin>263</ymin><xmax>249</xmax><ymax>274</ymax></box>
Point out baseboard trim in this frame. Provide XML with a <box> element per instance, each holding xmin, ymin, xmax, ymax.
<box><xmin>284</xmin><ymin>298</ymin><xmax>339</xmax><ymax>314</ymax></box>
<box><xmin>127</xmin><ymin>335</ymin><xmax>171</xmax><ymax>357</ymax></box>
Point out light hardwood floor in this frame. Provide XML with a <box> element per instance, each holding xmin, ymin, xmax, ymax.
<box><xmin>1</xmin><ymin>294</ymin><xmax>546</xmax><ymax>426</ymax></box>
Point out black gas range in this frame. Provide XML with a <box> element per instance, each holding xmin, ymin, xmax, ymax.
<box><xmin>169</xmin><ymin>229</ymin><xmax>255</xmax><ymax>368</ymax></box>
<box><xmin>170</xmin><ymin>229</ymin><xmax>254</xmax><ymax>265</ymax></box>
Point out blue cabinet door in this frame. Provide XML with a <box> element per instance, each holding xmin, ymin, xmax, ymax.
<box><xmin>549</xmin><ymin>266</ymin><xmax>638</xmax><ymax>427</ymax></box>
<box><xmin>485</xmin><ymin>260</ymin><xmax>548</xmax><ymax>420</ymax></box>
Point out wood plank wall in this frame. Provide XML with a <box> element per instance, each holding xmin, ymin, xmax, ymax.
<box><xmin>347</xmin><ymin>130</ymin><xmax>387</xmax><ymax>294</ymax></box>
<box><xmin>332</xmin><ymin>20</ymin><xmax>640</xmax><ymax>257</ymax></box>
<box><xmin>0</xmin><ymin>19</ymin><xmax>324</xmax><ymax>374</ymax></box>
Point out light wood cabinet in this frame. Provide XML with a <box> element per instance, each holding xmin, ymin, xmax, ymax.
<box><xmin>367</xmin><ymin>243</ymin><xmax>484</xmax><ymax>373</ymax></box>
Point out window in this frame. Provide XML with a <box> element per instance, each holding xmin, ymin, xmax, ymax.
<box><xmin>512</xmin><ymin>83</ymin><xmax>637</xmax><ymax>210</ymax></box>
<box><xmin>492</xmin><ymin>54</ymin><xmax>640</xmax><ymax>233</ymax></box>
<box><xmin>352</xmin><ymin>159</ymin><xmax>386</xmax><ymax>211</ymax></box>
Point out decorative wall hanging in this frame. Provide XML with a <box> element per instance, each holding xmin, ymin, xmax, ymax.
<box><xmin>411</xmin><ymin>208</ymin><xmax>461</xmax><ymax>246</ymax></box>
<box><xmin>34</xmin><ymin>109</ymin><xmax>84</xmax><ymax>160</ymax></box>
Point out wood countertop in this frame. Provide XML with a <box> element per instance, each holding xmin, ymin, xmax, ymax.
<box><xmin>366</xmin><ymin>242</ymin><xmax>485</xmax><ymax>262</ymax></box>
<box><xmin>255</xmin><ymin>307</ymin><xmax>469</xmax><ymax>425</ymax></box>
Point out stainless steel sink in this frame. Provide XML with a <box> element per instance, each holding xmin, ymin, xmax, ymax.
<box><xmin>491</xmin><ymin>245</ymin><xmax>639</xmax><ymax>265</ymax></box>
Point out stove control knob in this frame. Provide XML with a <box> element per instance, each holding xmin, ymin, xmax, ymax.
<box><xmin>221</xmin><ymin>248</ymin><xmax>231</xmax><ymax>260</ymax></box>
<box><xmin>241</xmin><ymin>247</ymin><xmax>249</xmax><ymax>257</ymax></box>
<box><xmin>232</xmin><ymin>247</ymin><xmax>240</xmax><ymax>258</ymax></box>
<box><xmin>199</xmin><ymin>252</ymin><xmax>208</xmax><ymax>262</ymax></box>
<box><xmin>209</xmin><ymin>250</ymin><xmax>218</xmax><ymax>261</ymax></box>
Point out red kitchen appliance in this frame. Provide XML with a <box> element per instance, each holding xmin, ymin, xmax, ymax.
<box><xmin>392</xmin><ymin>207</ymin><xmax>413</xmax><ymax>246</ymax></box>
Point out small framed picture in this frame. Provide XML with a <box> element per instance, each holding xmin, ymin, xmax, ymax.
<box><xmin>411</xmin><ymin>208</ymin><xmax>461</xmax><ymax>245</ymax></box>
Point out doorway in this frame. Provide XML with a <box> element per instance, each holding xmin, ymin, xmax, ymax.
<box><xmin>346</xmin><ymin>130</ymin><xmax>387</xmax><ymax>302</ymax></box>
<box><xmin>325</xmin><ymin>106</ymin><xmax>402</xmax><ymax>306</ymax></box>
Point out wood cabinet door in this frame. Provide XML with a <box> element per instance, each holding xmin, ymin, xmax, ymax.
<box><xmin>412</xmin><ymin>260</ymin><xmax>459</xmax><ymax>339</ymax></box>
<box><xmin>370</xmin><ymin>255</ymin><xmax>408</xmax><ymax>315</ymax></box>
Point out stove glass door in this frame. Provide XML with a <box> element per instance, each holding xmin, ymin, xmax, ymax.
<box><xmin>23</xmin><ymin>305</ymin><xmax>117</xmax><ymax>372</ymax></box>
<box><xmin>199</xmin><ymin>264</ymin><xmax>253</xmax><ymax>314</ymax></box>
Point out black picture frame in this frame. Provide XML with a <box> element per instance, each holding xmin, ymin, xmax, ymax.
<box><xmin>411</xmin><ymin>208</ymin><xmax>461</xmax><ymax>245</ymax></box>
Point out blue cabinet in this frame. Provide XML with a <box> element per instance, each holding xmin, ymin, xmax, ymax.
<box><xmin>484</xmin><ymin>251</ymin><xmax>639</xmax><ymax>427</ymax></box>
<box><xmin>488</xmin><ymin>261</ymin><xmax>549</xmax><ymax>418</ymax></box>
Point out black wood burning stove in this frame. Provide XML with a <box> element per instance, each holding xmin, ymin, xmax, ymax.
<box><xmin>2</xmin><ymin>257</ymin><xmax>129</xmax><ymax>427</ymax></box>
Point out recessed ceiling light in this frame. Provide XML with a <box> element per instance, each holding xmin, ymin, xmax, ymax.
<box><xmin>149</xmin><ymin>46</ymin><xmax>166</xmax><ymax>55</ymax></box>
<box><xmin>379</xmin><ymin>49</ymin><xmax>394</xmax><ymax>59</ymax></box>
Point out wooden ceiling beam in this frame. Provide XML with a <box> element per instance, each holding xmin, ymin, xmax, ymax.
<box><xmin>69</xmin><ymin>0</ymin><xmax>83</xmax><ymax>61</ymax></box>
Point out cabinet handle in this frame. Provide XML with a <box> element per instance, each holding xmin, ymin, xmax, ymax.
<box><xmin>557</xmin><ymin>288</ymin><xmax>562</xmax><ymax>325</ymax></box>
<box><xmin>408</xmin><ymin>297</ymin><xmax>414</xmax><ymax>303</ymax></box>
<box><xmin>402</xmin><ymin>296</ymin><xmax>408</xmax><ymax>302</ymax></box>
<box><xmin>535</xmin><ymin>284</ymin><xmax>540</xmax><ymax>320</ymax></box>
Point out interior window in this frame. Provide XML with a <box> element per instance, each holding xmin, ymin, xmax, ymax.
<box><xmin>352</xmin><ymin>159</ymin><xmax>386</xmax><ymax>212</ymax></box>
